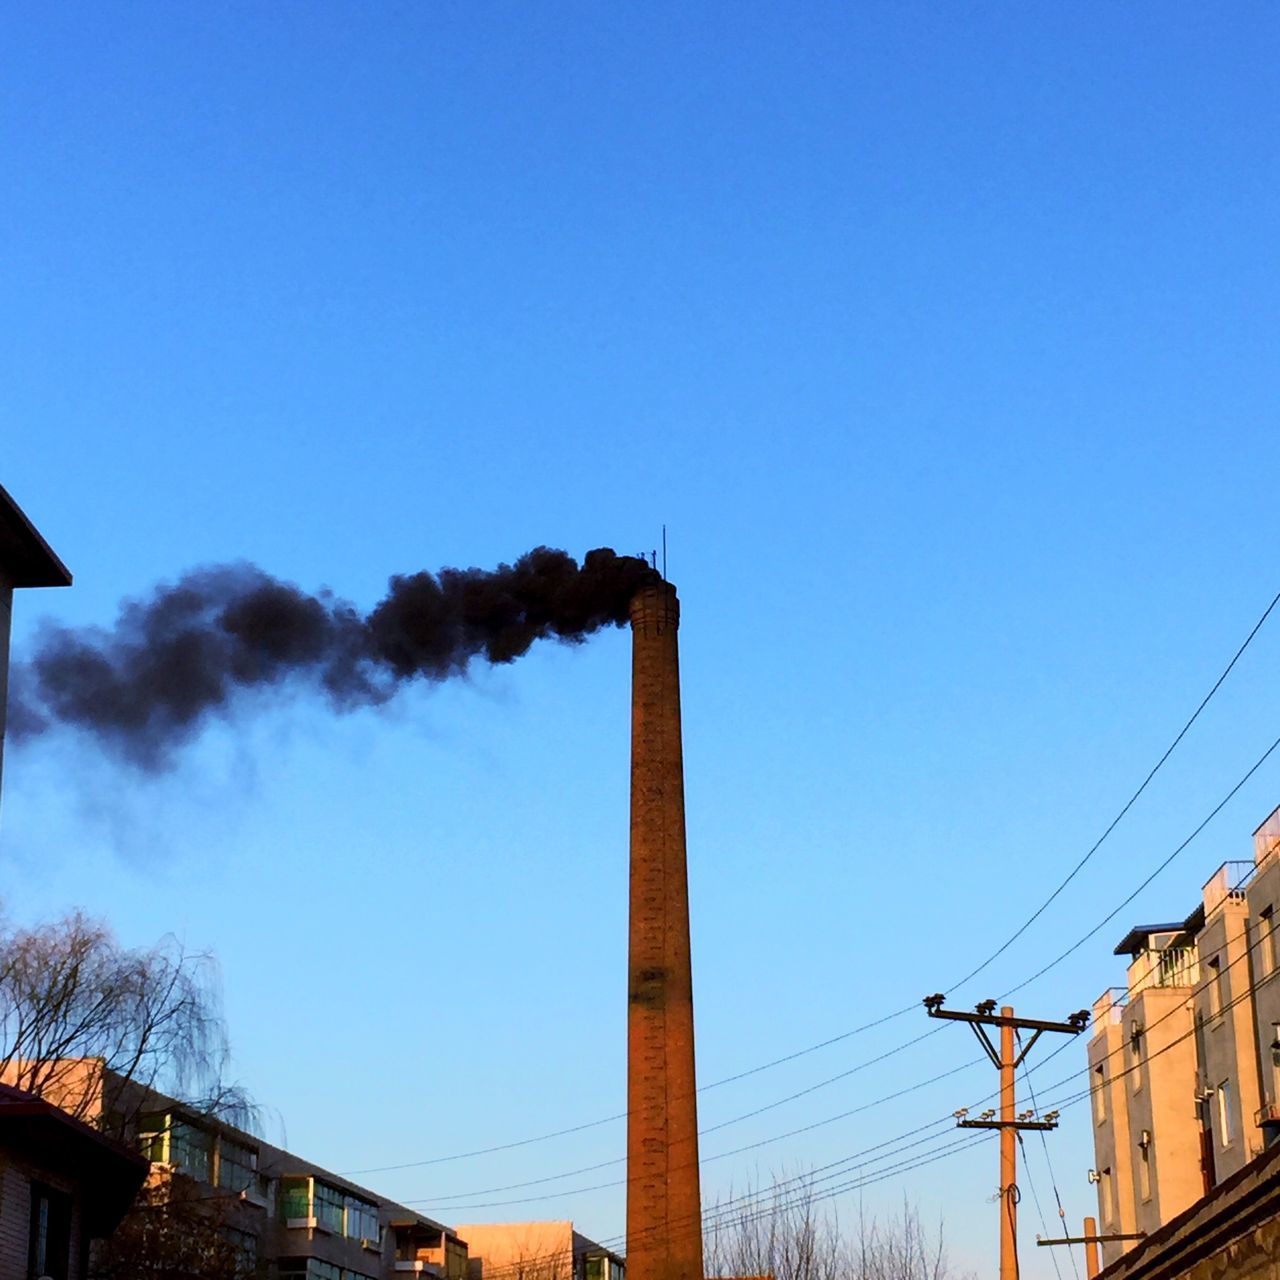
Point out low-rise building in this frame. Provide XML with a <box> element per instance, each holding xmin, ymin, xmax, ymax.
<box><xmin>1088</xmin><ymin>802</ymin><xmax>1280</xmax><ymax>1270</ymax></box>
<box><xmin>0</xmin><ymin>1081</ymin><xmax>147</xmax><ymax>1280</ymax></box>
<box><xmin>457</xmin><ymin>1221</ymin><xmax>624</xmax><ymax>1280</ymax></box>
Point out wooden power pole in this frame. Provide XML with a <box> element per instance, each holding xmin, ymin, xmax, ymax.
<box><xmin>923</xmin><ymin>996</ymin><xmax>1090</xmax><ymax>1280</ymax></box>
<box><xmin>1037</xmin><ymin>1216</ymin><xmax>1146</xmax><ymax>1279</ymax></box>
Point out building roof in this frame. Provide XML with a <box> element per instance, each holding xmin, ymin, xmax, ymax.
<box><xmin>0</xmin><ymin>1082</ymin><xmax>147</xmax><ymax>1233</ymax></box>
<box><xmin>0</xmin><ymin>482</ymin><xmax>71</xmax><ymax>587</ymax></box>
<box><xmin>1113</xmin><ymin>924</ymin><xmax>1187</xmax><ymax>956</ymax></box>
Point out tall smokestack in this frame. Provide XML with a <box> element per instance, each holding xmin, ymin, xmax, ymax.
<box><xmin>0</xmin><ymin>484</ymin><xmax>71</xmax><ymax>810</ymax></box>
<box><xmin>627</xmin><ymin>581</ymin><xmax>702</xmax><ymax>1280</ymax></box>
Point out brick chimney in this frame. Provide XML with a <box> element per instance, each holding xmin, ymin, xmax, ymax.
<box><xmin>627</xmin><ymin>581</ymin><xmax>703</xmax><ymax>1280</ymax></box>
<box><xmin>0</xmin><ymin>484</ymin><xmax>71</xmax><ymax>807</ymax></box>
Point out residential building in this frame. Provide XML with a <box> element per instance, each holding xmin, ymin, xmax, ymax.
<box><xmin>1088</xmin><ymin>802</ymin><xmax>1280</xmax><ymax>1270</ymax></box>
<box><xmin>457</xmin><ymin>1222</ymin><xmax>624</xmax><ymax>1280</ymax></box>
<box><xmin>17</xmin><ymin>1063</ymin><xmax>468</xmax><ymax>1280</ymax></box>
<box><xmin>0</xmin><ymin>1081</ymin><xmax>147</xmax><ymax>1280</ymax></box>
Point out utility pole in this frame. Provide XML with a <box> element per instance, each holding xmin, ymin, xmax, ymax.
<box><xmin>924</xmin><ymin>995</ymin><xmax>1090</xmax><ymax>1280</ymax></box>
<box><xmin>1036</xmin><ymin>1216</ymin><xmax>1146</xmax><ymax>1279</ymax></box>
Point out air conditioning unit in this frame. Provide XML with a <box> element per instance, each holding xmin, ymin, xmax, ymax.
<box><xmin>1255</xmin><ymin>1101</ymin><xmax>1280</xmax><ymax>1127</ymax></box>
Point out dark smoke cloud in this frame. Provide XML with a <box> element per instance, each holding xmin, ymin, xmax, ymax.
<box><xmin>9</xmin><ymin>547</ymin><xmax>659</xmax><ymax>769</ymax></box>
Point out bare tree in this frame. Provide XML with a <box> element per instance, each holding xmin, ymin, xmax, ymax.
<box><xmin>92</xmin><ymin>1166</ymin><xmax>257</xmax><ymax>1280</ymax></box>
<box><xmin>0</xmin><ymin>908</ymin><xmax>252</xmax><ymax>1133</ymax></box>
<box><xmin>704</xmin><ymin>1176</ymin><xmax>970</xmax><ymax>1280</ymax></box>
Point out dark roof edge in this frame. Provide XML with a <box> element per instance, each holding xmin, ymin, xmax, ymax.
<box><xmin>0</xmin><ymin>483</ymin><xmax>72</xmax><ymax>588</ymax></box>
<box><xmin>1113</xmin><ymin>924</ymin><xmax>1188</xmax><ymax>957</ymax></box>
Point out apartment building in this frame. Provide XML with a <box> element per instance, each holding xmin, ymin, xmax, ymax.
<box><xmin>457</xmin><ymin>1222</ymin><xmax>624</xmax><ymax>1280</ymax></box>
<box><xmin>16</xmin><ymin>1063</ymin><xmax>468</xmax><ymax>1280</ymax></box>
<box><xmin>1088</xmin><ymin>802</ymin><xmax>1280</xmax><ymax>1270</ymax></box>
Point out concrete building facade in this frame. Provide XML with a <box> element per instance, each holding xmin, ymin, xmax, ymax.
<box><xmin>1088</xmin><ymin>802</ymin><xmax>1280</xmax><ymax>1269</ymax></box>
<box><xmin>456</xmin><ymin>1221</ymin><xmax>623</xmax><ymax>1280</ymax></box>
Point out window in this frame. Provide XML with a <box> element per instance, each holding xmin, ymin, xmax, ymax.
<box><xmin>138</xmin><ymin>1114</ymin><xmax>168</xmax><ymax>1163</ymax></box>
<box><xmin>1218</xmin><ymin>1079</ymin><xmax>1235</xmax><ymax>1146</ymax></box>
<box><xmin>218</xmin><ymin>1136</ymin><xmax>258</xmax><ymax>1193</ymax></box>
<box><xmin>1263</xmin><ymin>906</ymin><xmax>1277</xmax><ymax>976</ymax></box>
<box><xmin>314</xmin><ymin>1182</ymin><xmax>344</xmax><ymax>1234</ymax></box>
<box><xmin>1207</xmin><ymin>956</ymin><xmax>1227</xmax><ymax>1017</ymax></box>
<box><xmin>28</xmin><ymin>1185</ymin><xmax>71</xmax><ymax>1280</ymax></box>
<box><xmin>169</xmin><ymin>1119</ymin><xmax>213</xmax><ymax>1183</ymax></box>
<box><xmin>1128</xmin><ymin>1024</ymin><xmax>1144</xmax><ymax>1091</ymax></box>
<box><xmin>1138</xmin><ymin>1134</ymin><xmax>1152</xmax><ymax>1200</ymax></box>
<box><xmin>1092</xmin><ymin>1063</ymin><xmax>1108</xmax><ymax>1125</ymax></box>
<box><xmin>278</xmin><ymin>1262</ymin><xmax>372</xmax><ymax>1280</ymax></box>
<box><xmin>282</xmin><ymin>1177</ymin><xmax>312</xmax><ymax>1222</ymax></box>
<box><xmin>345</xmin><ymin>1196</ymin><xmax>379</xmax><ymax>1244</ymax></box>
<box><xmin>221</xmin><ymin>1228</ymin><xmax>258</xmax><ymax>1273</ymax></box>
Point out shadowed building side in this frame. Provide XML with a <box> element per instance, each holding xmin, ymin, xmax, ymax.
<box><xmin>626</xmin><ymin>582</ymin><xmax>702</xmax><ymax>1280</ymax></box>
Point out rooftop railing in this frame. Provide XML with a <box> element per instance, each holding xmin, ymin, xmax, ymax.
<box><xmin>1204</xmin><ymin>860</ymin><xmax>1257</xmax><ymax>912</ymax></box>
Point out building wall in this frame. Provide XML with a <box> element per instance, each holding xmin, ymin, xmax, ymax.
<box><xmin>457</xmin><ymin>1221</ymin><xmax>576</xmax><ymax>1280</ymax></box>
<box><xmin>1122</xmin><ymin>984</ymin><xmax>1200</xmax><ymax>1237</ymax></box>
<box><xmin>1089</xmin><ymin>998</ymin><xmax>1137</xmax><ymax>1267</ymax></box>
<box><xmin>1096</xmin><ymin>1139</ymin><xmax>1280</xmax><ymax>1280</ymax></box>
<box><xmin>1191</xmin><ymin>891</ymin><xmax>1263</xmax><ymax>1180</ymax></box>
<box><xmin>1247</xmin><ymin>837</ymin><xmax>1280</xmax><ymax>1126</ymax></box>
<box><xmin>1089</xmin><ymin>803</ymin><xmax>1280</xmax><ymax>1273</ymax></box>
<box><xmin>0</xmin><ymin>1153</ymin><xmax>86</xmax><ymax>1280</ymax></box>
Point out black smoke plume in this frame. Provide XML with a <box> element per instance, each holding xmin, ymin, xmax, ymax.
<box><xmin>9</xmin><ymin>547</ymin><xmax>659</xmax><ymax>769</ymax></box>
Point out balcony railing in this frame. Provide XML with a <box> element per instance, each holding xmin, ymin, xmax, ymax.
<box><xmin>1092</xmin><ymin>988</ymin><xmax>1128</xmax><ymax>1025</ymax></box>
<box><xmin>1205</xmin><ymin>860</ymin><xmax>1257</xmax><ymax>911</ymax></box>
<box><xmin>1154</xmin><ymin>946</ymin><xmax>1198</xmax><ymax>988</ymax></box>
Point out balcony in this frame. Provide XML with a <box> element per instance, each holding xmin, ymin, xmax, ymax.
<box><xmin>1205</xmin><ymin>861</ymin><xmax>1256</xmax><ymax>912</ymax></box>
<box><xmin>1093</xmin><ymin>988</ymin><xmax>1128</xmax><ymax>1025</ymax></box>
<box><xmin>1152</xmin><ymin>946</ymin><xmax>1198</xmax><ymax>989</ymax></box>
<box><xmin>1255</xmin><ymin>1101</ymin><xmax>1280</xmax><ymax>1128</ymax></box>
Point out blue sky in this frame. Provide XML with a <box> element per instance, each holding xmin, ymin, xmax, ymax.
<box><xmin>4</xmin><ymin>4</ymin><xmax>1280</xmax><ymax>1275</ymax></box>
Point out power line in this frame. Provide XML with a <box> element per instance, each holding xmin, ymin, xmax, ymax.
<box><xmin>1017</xmin><ymin>1130</ymin><xmax>1064</xmax><ymax>1280</ymax></box>
<box><xmin>344</xmin><ymin>586</ymin><xmax>1280</xmax><ymax>1179</ymax></box>
<box><xmin>423</xmin><ymin>1057</ymin><xmax>981</xmax><ymax>1206</ymax></box>
<box><xmin>1020</xmin><ymin>1057</ymin><xmax>1079</xmax><ymax>1280</ymax></box>
<box><xmin>1001</xmin><ymin>729</ymin><xmax>1280</xmax><ymax>999</ymax></box>
<box><xmin>947</xmin><ymin>583</ymin><xmax>1280</xmax><ymax>992</ymax></box>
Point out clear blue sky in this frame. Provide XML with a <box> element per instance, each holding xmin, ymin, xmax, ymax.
<box><xmin>4</xmin><ymin>4</ymin><xmax>1280</xmax><ymax>1275</ymax></box>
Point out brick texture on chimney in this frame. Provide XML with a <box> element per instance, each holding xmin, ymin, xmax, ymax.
<box><xmin>627</xmin><ymin>582</ymin><xmax>703</xmax><ymax>1280</ymax></box>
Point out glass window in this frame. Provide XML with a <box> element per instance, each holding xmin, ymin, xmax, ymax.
<box><xmin>138</xmin><ymin>1114</ymin><xmax>169</xmax><ymax>1163</ymax></box>
<box><xmin>282</xmin><ymin>1177</ymin><xmax>312</xmax><ymax>1221</ymax></box>
<box><xmin>586</xmin><ymin>1257</ymin><xmax>604</xmax><ymax>1280</ymax></box>
<box><xmin>308</xmin><ymin>1261</ymin><xmax>342</xmax><ymax>1280</ymax></box>
<box><xmin>1207</xmin><ymin>956</ymin><xmax>1226</xmax><ymax>1016</ymax></box>
<box><xmin>218</xmin><ymin>1136</ymin><xmax>259</xmax><ymax>1192</ymax></box>
<box><xmin>221</xmin><ymin>1227</ymin><xmax>258</xmax><ymax>1273</ymax></box>
<box><xmin>345</xmin><ymin>1197</ymin><xmax>380</xmax><ymax>1242</ymax></box>
<box><xmin>1263</xmin><ymin>906</ymin><xmax>1276</xmax><ymax>975</ymax></box>
<box><xmin>170</xmin><ymin>1119</ymin><xmax>213</xmax><ymax>1183</ymax></box>
<box><xmin>314</xmin><ymin>1182</ymin><xmax>344</xmax><ymax>1234</ymax></box>
<box><xmin>1138</xmin><ymin>1138</ymin><xmax>1151</xmax><ymax>1200</ymax></box>
<box><xmin>28</xmin><ymin>1186</ymin><xmax>72</xmax><ymax>1280</ymax></box>
<box><xmin>1092</xmin><ymin>1063</ymin><xmax>1107</xmax><ymax>1124</ymax></box>
<box><xmin>1218</xmin><ymin>1079</ymin><xmax>1235</xmax><ymax>1146</ymax></box>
